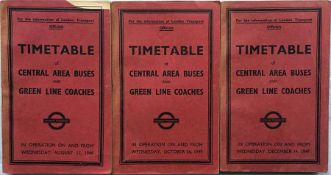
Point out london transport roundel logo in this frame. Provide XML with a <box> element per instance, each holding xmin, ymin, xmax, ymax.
<box><xmin>153</xmin><ymin>112</ymin><xmax>179</xmax><ymax>130</ymax></box>
<box><xmin>260</xmin><ymin>111</ymin><xmax>286</xmax><ymax>129</ymax></box>
<box><xmin>43</xmin><ymin>112</ymin><xmax>70</xmax><ymax>130</ymax></box>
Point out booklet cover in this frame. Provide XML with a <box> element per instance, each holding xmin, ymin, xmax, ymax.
<box><xmin>220</xmin><ymin>1</ymin><xmax>329</xmax><ymax>172</ymax></box>
<box><xmin>112</xmin><ymin>1</ymin><xmax>220</xmax><ymax>174</ymax></box>
<box><xmin>1</xmin><ymin>0</ymin><xmax>111</xmax><ymax>173</ymax></box>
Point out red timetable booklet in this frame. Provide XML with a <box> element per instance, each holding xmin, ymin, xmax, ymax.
<box><xmin>112</xmin><ymin>2</ymin><xmax>220</xmax><ymax>174</ymax></box>
<box><xmin>1</xmin><ymin>0</ymin><xmax>111</xmax><ymax>173</ymax></box>
<box><xmin>220</xmin><ymin>1</ymin><xmax>329</xmax><ymax>172</ymax></box>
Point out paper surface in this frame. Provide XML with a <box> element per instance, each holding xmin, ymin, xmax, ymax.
<box><xmin>220</xmin><ymin>1</ymin><xmax>329</xmax><ymax>172</ymax></box>
<box><xmin>1</xmin><ymin>0</ymin><xmax>111</xmax><ymax>173</ymax></box>
<box><xmin>112</xmin><ymin>1</ymin><xmax>220</xmax><ymax>174</ymax></box>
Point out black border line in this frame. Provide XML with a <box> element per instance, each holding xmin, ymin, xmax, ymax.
<box><xmin>8</xmin><ymin>7</ymin><xmax>104</xmax><ymax>166</ymax></box>
<box><xmin>119</xmin><ymin>9</ymin><xmax>213</xmax><ymax>164</ymax></box>
<box><xmin>226</xmin><ymin>8</ymin><xmax>321</xmax><ymax>164</ymax></box>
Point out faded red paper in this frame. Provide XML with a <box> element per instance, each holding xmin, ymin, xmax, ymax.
<box><xmin>1</xmin><ymin>0</ymin><xmax>111</xmax><ymax>174</ymax></box>
<box><xmin>220</xmin><ymin>1</ymin><xmax>329</xmax><ymax>172</ymax></box>
<box><xmin>112</xmin><ymin>2</ymin><xmax>220</xmax><ymax>174</ymax></box>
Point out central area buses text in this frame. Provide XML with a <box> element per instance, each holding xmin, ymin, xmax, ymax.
<box><xmin>235</xmin><ymin>68</ymin><xmax>313</xmax><ymax>95</ymax></box>
<box><xmin>17</xmin><ymin>69</ymin><xmax>96</xmax><ymax>96</ymax></box>
<box><xmin>128</xmin><ymin>69</ymin><xmax>205</xmax><ymax>95</ymax></box>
